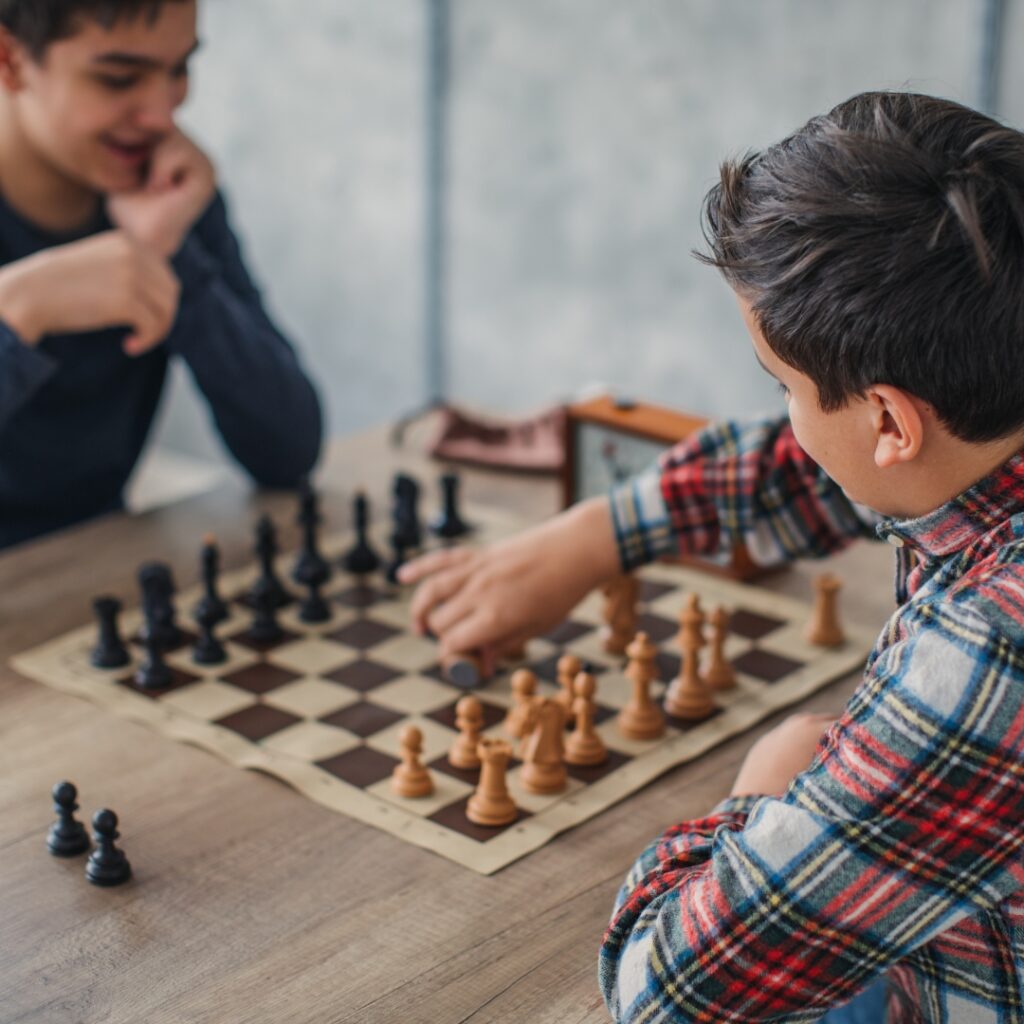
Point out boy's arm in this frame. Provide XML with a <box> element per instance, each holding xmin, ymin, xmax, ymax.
<box><xmin>163</xmin><ymin>193</ymin><xmax>322</xmax><ymax>487</ymax></box>
<box><xmin>610</xmin><ymin>415</ymin><xmax>879</xmax><ymax>571</ymax></box>
<box><xmin>0</xmin><ymin>323</ymin><xmax>57</xmax><ymax>430</ymax></box>
<box><xmin>600</xmin><ymin>605</ymin><xmax>1024</xmax><ymax>1022</ymax></box>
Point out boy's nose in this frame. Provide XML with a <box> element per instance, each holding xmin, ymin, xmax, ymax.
<box><xmin>134</xmin><ymin>81</ymin><xmax>182</xmax><ymax>134</ymax></box>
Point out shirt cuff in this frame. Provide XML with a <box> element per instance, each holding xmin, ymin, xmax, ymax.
<box><xmin>608</xmin><ymin>462</ymin><xmax>677</xmax><ymax>571</ymax></box>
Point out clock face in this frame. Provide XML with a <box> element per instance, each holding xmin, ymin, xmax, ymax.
<box><xmin>571</xmin><ymin>421</ymin><xmax>668</xmax><ymax>503</ymax></box>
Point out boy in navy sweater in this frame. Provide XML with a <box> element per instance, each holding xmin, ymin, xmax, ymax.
<box><xmin>0</xmin><ymin>0</ymin><xmax>322</xmax><ymax>549</ymax></box>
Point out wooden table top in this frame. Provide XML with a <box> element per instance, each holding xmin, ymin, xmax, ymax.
<box><xmin>0</xmin><ymin>426</ymin><xmax>895</xmax><ymax>1024</ymax></box>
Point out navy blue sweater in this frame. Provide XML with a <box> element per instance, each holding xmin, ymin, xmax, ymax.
<box><xmin>0</xmin><ymin>192</ymin><xmax>322</xmax><ymax>549</ymax></box>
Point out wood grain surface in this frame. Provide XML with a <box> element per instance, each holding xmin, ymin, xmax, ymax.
<box><xmin>0</xmin><ymin>425</ymin><xmax>895</xmax><ymax>1024</ymax></box>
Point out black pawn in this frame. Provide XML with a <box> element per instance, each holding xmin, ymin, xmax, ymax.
<box><xmin>193</xmin><ymin>536</ymin><xmax>229</xmax><ymax>626</ymax></box>
<box><xmin>431</xmin><ymin>472</ymin><xmax>471</xmax><ymax>539</ymax></box>
<box><xmin>134</xmin><ymin>632</ymin><xmax>173</xmax><ymax>690</ymax></box>
<box><xmin>293</xmin><ymin>484</ymin><xmax>331</xmax><ymax>586</ymax></box>
<box><xmin>85</xmin><ymin>809</ymin><xmax>131</xmax><ymax>887</ymax></box>
<box><xmin>192</xmin><ymin>603</ymin><xmax>226</xmax><ymax>665</ymax></box>
<box><xmin>47</xmin><ymin>781</ymin><xmax>90</xmax><ymax>857</ymax></box>
<box><xmin>90</xmin><ymin>596</ymin><xmax>130</xmax><ymax>669</ymax></box>
<box><xmin>391</xmin><ymin>473</ymin><xmax>422</xmax><ymax>550</ymax></box>
<box><xmin>137</xmin><ymin>562</ymin><xmax>183</xmax><ymax>650</ymax></box>
<box><xmin>342</xmin><ymin>491</ymin><xmax>382</xmax><ymax>574</ymax></box>
<box><xmin>248</xmin><ymin>584</ymin><xmax>284</xmax><ymax>644</ymax></box>
<box><xmin>385</xmin><ymin>533</ymin><xmax>409</xmax><ymax>586</ymax></box>
<box><xmin>248</xmin><ymin>515</ymin><xmax>292</xmax><ymax>609</ymax></box>
<box><xmin>299</xmin><ymin>575</ymin><xmax>331</xmax><ymax>623</ymax></box>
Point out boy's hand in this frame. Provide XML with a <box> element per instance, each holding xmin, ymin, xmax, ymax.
<box><xmin>0</xmin><ymin>231</ymin><xmax>180</xmax><ymax>355</ymax></box>
<box><xmin>730</xmin><ymin>711</ymin><xmax>837</xmax><ymax>797</ymax></box>
<box><xmin>106</xmin><ymin>128</ymin><xmax>217</xmax><ymax>257</ymax></box>
<box><xmin>399</xmin><ymin>497</ymin><xmax>622</xmax><ymax>672</ymax></box>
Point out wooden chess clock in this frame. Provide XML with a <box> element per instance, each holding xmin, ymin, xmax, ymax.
<box><xmin>562</xmin><ymin>394</ymin><xmax>763</xmax><ymax>581</ymax></box>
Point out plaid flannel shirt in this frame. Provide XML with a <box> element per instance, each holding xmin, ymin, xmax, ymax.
<box><xmin>600</xmin><ymin>415</ymin><xmax>1024</xmax><ymax>1024</ymax></box>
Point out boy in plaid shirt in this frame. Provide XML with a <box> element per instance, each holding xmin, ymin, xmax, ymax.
<box><xmin>403</xmin><ymin>92</ymin><xmax>1024</xmax><ymax>1022</ymax></box>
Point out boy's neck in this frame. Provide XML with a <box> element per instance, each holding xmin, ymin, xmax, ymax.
<box><xmin>0</xmin><ymin>101</ymin><xmax>100</xmax><ymax>234</ymax></box>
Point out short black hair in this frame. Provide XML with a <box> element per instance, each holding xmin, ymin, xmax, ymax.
<box><xmin>0</xmin><ymin>0</ymin><xmax>185</xmax><ymax>58</ymax></box>
<box><xmin>699</xmin><ymin>91</ymin><xmax>1024</xmax><ymax>443</ymax></box>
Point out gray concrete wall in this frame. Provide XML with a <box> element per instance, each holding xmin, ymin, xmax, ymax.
<box><xmin>150</xmin><ymin>0</ymin><xmax>1000</xmax><ymax>474</ymax></box>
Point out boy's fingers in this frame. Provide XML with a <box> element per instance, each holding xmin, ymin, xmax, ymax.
<box><xmin>425</xmin><ymin>590</ymin><xmax>477</xmax><ymax>638</ymax></box>
<box><xmin>408</xmin><ymin>564</ymin><xmax>473</xmax><ymax>632</ymax></box>
<box><xmin>440</xmin><ymin>614</ymin><xmax>500</xmax><ymax>663</ymax></box>
<box><xmin>398</xmin><ymin>546</ymin><xmax>473</xmax><ymax>585</ymax></box>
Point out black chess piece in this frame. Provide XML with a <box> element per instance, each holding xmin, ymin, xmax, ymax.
<box><xmin>248</xmin><ymin>582</ymin><xmax>284</xmax><ymax>644</ymax></box>
<box><xmin>193</xmin><ymin>536</ymin><xmax>229</xmax><ymax>626</ymax></box>
<box><xmin>385</xmin><ymin>532</ymin><xmax>409</xmax><ymax>586</ymax></box>
<box><xmin>431</xmin><ymin>472</ymin><xmax>471</xmax><ymax>539</ymax></box>
<box><xmin>47</xmin><ymin>781</ymin><xmax>90</xmax><ymax>857</ymax></box>
<box><xmin>391</xmin><ymin>473</ymin><xmax>422</xmax><ymax>550</ymax></box>
<box><xmin>90</xmin><ymin>596</ymin><xmax>130</xmax><ymax>669</ymax></box>
<box><xmin>298</xmin><ymin>573</ymin><xmax>331</xmax><ymax>623</ymax></box>
<box><xmin>292</xmin><ymin>484</ymin><xmax>331</xmax><ymax>587</ymax></box>
<box><xmin>247</xmin><ymin>515</ymin><xmax>293</xmax><ymax>609</ymax></box>
<box><xmin>137</xmin><ymin>562</ymin><xmax>183</xmax><ymax>649</ymax></box>
<box><xmin>342</xmin><ymin>491</ymin><xmax>382</xmax><ymax>574</ymax></box>
<box><xmin>192</xmin><ymin>601</ymin><xmax>227</xmax><ymax>665</ymax></box>
<box><xmin>85</xmin><ymin>809</ymin><xmax>132</xmax><ymax>887</ymax></box>
<box><xmin>134</xmin><ymin>631</ymin><xmax>173</xmax><ymax>690</ymax></box>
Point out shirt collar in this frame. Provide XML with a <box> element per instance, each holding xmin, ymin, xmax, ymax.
<box><xmin>875</xmin><ymin>448</ymin><xmax>1024</xmax><ymax>558</ymax></box>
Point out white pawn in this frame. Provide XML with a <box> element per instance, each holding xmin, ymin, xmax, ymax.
<box><xmin>564</xmin><ymin>671</ymin><xmax>607</xmax><ymax>766</ymax></box>
<box><xmin>391</xmin><ymin>725</ymin><xmax>434</xmax><ymax>798</ymax></box>
<box><xmin>448</xmin><ymin>695</ymin><xmax>484</xmax><ymax>770</ymax></box>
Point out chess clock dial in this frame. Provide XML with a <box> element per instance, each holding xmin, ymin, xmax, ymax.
<box><xmin>562</xmin><ymin>394</ymin><xmax>762</xmax><ymax>580</ymax></box>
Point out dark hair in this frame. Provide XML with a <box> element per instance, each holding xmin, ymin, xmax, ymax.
<box><xmin>0</xmin><ymin>0</ymin><xmax>184</xmax><ymax>58</ymax></box>
<box><xmin>699</xmin><ymin>91</ymin><xmax>1024</xmax><ymax>443</ymax></box>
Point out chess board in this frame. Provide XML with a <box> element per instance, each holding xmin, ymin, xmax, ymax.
<box><xmin>11</xmin><ymin>507</ymin><xmax>876</xmax><ymax>875</ymax></box>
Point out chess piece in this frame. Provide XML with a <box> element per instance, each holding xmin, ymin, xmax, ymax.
<box><xmin>391</xmin><ymin>725</ymin><xmax>434</xmax><ymax>798</ymax></box>
<box><xmin>298</xmin><ymin>574</ymin><xmax>331</xmax><ymax>623</ymax></box>
<box><xmin>47</xmin><ymin>781</ymin><xmax>90</xmax><ymax>857</ymax></box>
<box><xmin>90</xmin><ymin>596</ymin><xmax>130</xmax><ymax>669</ymax></box>
<box><xmin>503</xmin><ymin>668</ymin><xmax>537</xmax><ymax>740</ymax></box>
<box><xmin>703</xmin><ymin>606</ymin><xmax>736</xmax><ymax>690</ymax></box>
<box><xmin>555</xmin><ymin>653</ymin><xmax>582</xmax><ymax>718</ymax></box>
<box><xmin>192</xmin><ymin>600</ymin><xmax>227</xmax><ymax>665</ymax></box>
<box><xmin>442</xmin><ymin>652</ymin><xmax>484</xmax><ymax>689</ymax></box>
<box><xmin>85</xmin><ymin>809</ymin><xmax>132</xmax><ymax>887</ymax></box>
<box><xmin>248</xmin><ymin>585</ymin><xmax>284</xmax><ymax>645</ymax></box>
<box><xmin>137</xmin><ymin>562</ymin><xmax>182</xmax><ymax>649</ymax></box>
<box><xmin>249</xmin><ymin>515</ymin><xmax>292</xmax><ymax>608</ymax></box>
<box><xmin>342</xmin><ymin>491</ymin><xmax>382</xmax><ymax>574</ymax></box>
<box><xmin>564</xmin><ymin>672</ymin><xmax>608</xmax><ymax>766</ymax></box>
<box><xmin>617</xmin><ymin>632</ymin><xmax>665</xmax><ymax>740</ymax></box>
<box><xmin>448</xmin><ymin>696</ymin><xmax>484</xmax><ymax>770</ymax></box>
<box><xmin>520</xmin><ymin>698</ymin><xmax>568</xmax><ymax>794</ymax></box>
<box><xmin>391</xmin><ymin>473</ymin><xmax>423</xmax><ymax>551</ymax></box>
<box><xmin>663</xmin><ymin>594</ymin><xmax>716</xmax><ymax>721</ymax></box>
<box><xmin>385</xmin><ymin>532</ymin><xmax>410</xmax><ymax>586</ymax></box>
<box><xmin>600</xmin><ymin>573</ymin><xmax>640</xmax><ymax>656</ymax></box>
<box><xmin>134</xmin><ymin>632</ymin><xmax>173</xmax><ymax>690</ymax></box>
<box><xmin>292</xmin><ymin>484</ymin><xmax>330</xmax><ymax>586</ymax></box>
<box><xmin>466</xmin><ymin>739</ymin><xmax>518</xmax><ymax>827</ymax></box>
<box><xmin>193</xmin><ymin>535</ymin><xmax>229</xmax><ymax>627</ymax></box>
<box><xmin>431</xmin><ymin>471</ymin><xmax>471</xmax><ymax>539</ymax></box>
<box><xmin>806</xmin><ymin>574</ymin><xmax>845</xmax><ymax>647</ymax></box>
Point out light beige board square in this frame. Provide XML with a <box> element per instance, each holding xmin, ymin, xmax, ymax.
<box><xmin>366</xmin><ymin>770</ymin><xmax>474</xmax><ymax>819</ymax></box>
<box><xmin>262</xmin><ymin>677</ymin><xmax>360</xmax><ymax>718</ymax></box>
<box><xmin>362</xmin><ymin>597</ymin><xmax>418</xmax><ymax>630</ymax></box>
<box><xmin>261</xmin><ymin>720</ymin><xmax>361</xmax><ymax>761</ymax></box>
<box><xmin>506</xmin><ymin>768</ymin><xmax>585</xmax><ymax>814</ymax></box>
<box><xmin>165</xmin><ymin>641</ymin><xmax>258</xmax><ymax>679</ymax></box>
<box><xmin>370</xmin><ymin>633</ymin><xmax>441</xmax><ymax>672</ymax></box>
<box><xmin>365</xmin><ymin>715</ymin><xmax>456</xmax><ymax>763</ymax></box>
<box><xmin>567</xmin><ymin>589</ymin><xmax>606</xmax><ymax>626</ymax></box>
<box><xmin>160</xmin><ymin>679</ymin><xmax>256</xmax><ymax>721</ymax></box>
<box><xmin>370</xmin><ymin>675</ymin><xmax>462</xmax><ymax>715</ymax></box>
<box><xmin>590</xmin><ymin>670</ymin><xmax>667</xmax><ymax>711</ymax></box>
<box><xmin>565</xmin><ymin>630</ymin><xmax>620</xmax><ymax>669</ymax></box>
<box><xmin>277</xmin><ymin>604</ymin><xmax>357</xmax><ymax>635</ymax></box>
<box><xmin>266</xmin><ymin>638</ymin><xmax>356</xmax><ymax>675</ymax></box>
<box><xmin>595</xmin><ymin>717</ymin><xmax>682</xmax><ymax>757</ymax></box>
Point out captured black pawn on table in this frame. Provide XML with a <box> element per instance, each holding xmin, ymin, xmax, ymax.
<box><xmin>292</xmin><ymin>485</ymin><xmax>332</xmax><ymax>622</ymax></box>
<box><xmin>248</xmin><ymin>515</ymin><xmax>293</xmax><ymax>609</ymax></box>
<box><xmin>90</xmin><ymin>596</ymin><xmax>130</xmax><ymax>669</ymax></box>
<box><xmin>431</xmin><ymin>472</ymin><xmax>471</xmax><ymax>539</ymax></box>
<box><xmin>342</xmin><ymin>491</ymin><xmax>382</xmax><ymax>574</ymax></box>
<box><xmin>47</xmin><ymin>781</ymin><xmax>90</xmax><ymax>857</ymax></box>
<box><xmin>193</xmin><ymin>534</ymin><xmax>229</xmax><ymax>627</ymax></box>
<box><xmin>85</xmin><ymin>809</ymin><xmax>132</xmax><ymax>887</ymax></box>
<box><xmin>137</xmin><ymin>562</ymin><xmax>183</xmax><ymax>650</ymax></box>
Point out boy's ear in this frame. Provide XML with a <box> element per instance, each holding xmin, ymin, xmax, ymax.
<box><xmin>869</xmin><ymin>384</ymin><xmax>924</xmax><ymax>468</ymax></box>
<box><xmin>0</xmin><ymin>27</ymin><xmax>29</xmax><ymax>93</ymax></box>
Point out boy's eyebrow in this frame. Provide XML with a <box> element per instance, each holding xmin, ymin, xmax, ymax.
<box><xmin>752</xmin><ymin>351</ymin><xmax>780</xmax><ymax>381</ymax></box>
<box><xmin>91</xmin><ymin>39</ymin><xmax>201</xmax><ymax>70</ymax></box>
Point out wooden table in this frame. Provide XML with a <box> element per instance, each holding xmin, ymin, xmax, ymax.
<box><xmin>0</xmin><ymin>426</ymin><xmax>895</xmax><ymax>1024</ymax></box>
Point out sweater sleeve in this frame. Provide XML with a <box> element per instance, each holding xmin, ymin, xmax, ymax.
<box><xmin>0</xmin><ymin>321</ymin><xmax>57</xmax><ymax>433</ymax></box>
<box><xmin>608</xmin><ymin>416</ymin><xmax>879</xmax><ymax>572</ymax></box>
<box><xmin>164</xmin><ymin>192</ymin><xmax>323</xmax><ymax>487</ymax></box>
<box><xmin>599</xmin><ymin>607</ymin><xmax>1024</xmax><ymax>1022</ymax></box>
